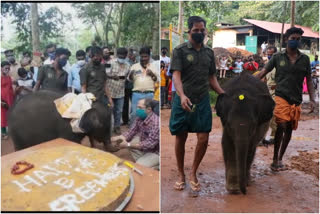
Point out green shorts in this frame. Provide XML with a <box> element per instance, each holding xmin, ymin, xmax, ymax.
<box><xmin>169</xmin><ymin>93</ymin><xmax>212</xmax><ymax>135</ymax></box>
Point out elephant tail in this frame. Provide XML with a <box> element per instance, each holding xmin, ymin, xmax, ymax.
<box><xmin>235</xmin><ymin>140</ymin><xmax>248</xmax><ymax>194</ymax></box>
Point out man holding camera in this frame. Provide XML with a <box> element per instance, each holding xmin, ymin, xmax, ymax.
<box><xmin>243</xmin><ymin>55</ymin><xmax>259</xmax><ymax>73</ymax></box>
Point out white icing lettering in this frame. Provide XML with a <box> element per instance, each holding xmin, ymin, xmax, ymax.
<box><xmin>12</xmin><ymin>175</ymin><xmax>42</xmax><ymax>192</ymax></box>
<box><xmin>49</xmin><ymin>194</ymin><xmax>84</xmax><ymax>211</ymax></box>
<box><xmin>53</xmin><ymin>177</ymin><xmax>74</xmax><ymax>189</ymax></box>
<box><xmin>33</xmin><ymin>170</ymin><xmax>59</xmax><ymax>184</ymax></box>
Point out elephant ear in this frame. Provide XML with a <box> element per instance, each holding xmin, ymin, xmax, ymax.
<box><xmin>79</xmin><ymin>109</ymin><xmax>103</xmax><ymax>133</ymax></box>
<box><xmin>215</xmin><ymin>93</ymin><xmax>229</xmax><ymax>125</ymax></box>
<box><xmin>258</xmin><ymin>94</ymin><xmax>275</xmax><ymax>125</ymax></box>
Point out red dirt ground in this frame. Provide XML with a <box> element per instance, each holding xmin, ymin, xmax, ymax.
<box><xmin>161</xmin><ymin>103</ymin><xmax>319</xmax><ymax>213</ymax></box>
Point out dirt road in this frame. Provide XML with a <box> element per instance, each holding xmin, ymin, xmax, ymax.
<box><xmin>161</xmin><ymin>103</ymin><xmax>319</xmax><ymax>213</ymax></box>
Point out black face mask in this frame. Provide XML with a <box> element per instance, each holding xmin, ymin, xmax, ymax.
<box><xmin>191</xmin><ymin>33</ymin><xmax>205</xmax><ymax>44</ymax></box>
<box><xmin>93</xmin><ymin>60</ymin><xmax>101</xmax><ymax>65</ymax></box>
<box><xmin>315</xmin><ymin>58</ymin><xmax>318</xmax><ymax>61</ymax></box>
<box><xmin>103</xmin><ymin>55</ymin><xmax>110</xmax><ymax>60</ymax></box>
<box><xmin>162</xmin><ymin>50</ymin><xmax>166</xmax><ymax>55</ymax></box>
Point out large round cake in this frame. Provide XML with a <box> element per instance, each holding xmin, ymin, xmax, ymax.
<box><xmin>1</xmin><ymin>145</ymin><xmax>131</xmax><ymax>211</ymax></box>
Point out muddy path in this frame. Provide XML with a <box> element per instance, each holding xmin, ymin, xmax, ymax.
<box><xmin>161</xmin><ymin>103</ymin><xmax>319</xmax><ymax>213</ymax></box>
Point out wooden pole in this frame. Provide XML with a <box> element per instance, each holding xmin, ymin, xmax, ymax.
<box><xmin>178</xmin><ymin>1</ymin><xmax>184</xmax><ymax>44</ymax></box>
<box><xmin>290</xmin><ymin>0</ymin><xmax>295</xmax><ymax>27</ymax></box>
<box><xmin>279</xmin><ymin>1</ymin><xmax>288</xmax><ymax>51</ymax></box>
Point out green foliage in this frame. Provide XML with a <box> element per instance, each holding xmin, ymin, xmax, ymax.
<box><xmin>1</xmin><ymin>3</ymin><xmax>66</xmax><ymax>54</ymax></box>
<box><xmin>161</xmin><ymin>1</ymin><xmax>319</xmax><ymax>33</ymax></box>
<box><xmin>210</xmin><ymin>90</ymin><xmax>219</xmax><ymax>106</ymax></box>
<box><xmin>121</xmin><ymin>3</ymin><xmax>157</xmax><ymax>48</ymax></box>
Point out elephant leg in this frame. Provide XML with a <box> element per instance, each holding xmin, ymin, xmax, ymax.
<box><xmin>246</xmin><ymin>145</ymin><xmax>257</xmax><ymax>186</ymax></box>
<box><xmin>222</xmin><ymin>131</ymin><xmax>239</xmax><ymax>193</ymax></box>
<box><xmin>89</xmin><ymin>136</ymin><xmax>95</xmax><ymax>148</ymax></box>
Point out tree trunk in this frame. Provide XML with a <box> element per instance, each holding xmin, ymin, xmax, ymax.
<box><xmin>290</xmin><ymin>0</ymin><xmax>295</xmax><ymax>27</ymax></box>
<box><xmin>279</xmin><ymin>1</ymin><xmax>288</xmax><ymax>51</ymax></box>
<box><xmin>30</xmin><ymin>3</ymin><xmax>41</xmax><ymax>67</ymax></box>
<box><xmin>178</xmin><ymin>1</ymin><xmax>184</xmax><ymax>44</ymax></box>
<box><xmin>31</xmin><ymin>3</ymin><xmax>40</xmax><ymax>52</ymax></box>
<box><xmin>115</xmin><ymin>3</ymin><xmax>125</xmax><ymax>52</ymax></box>
<box><xmin>105</xmin><ymin>3</ymin><xmax>114</xmax><ymax>46</ymax></box>
<box><xmin>152</xmin><ymin>3</ymin><xmax>159</xmax><ymax>56</ymax></box>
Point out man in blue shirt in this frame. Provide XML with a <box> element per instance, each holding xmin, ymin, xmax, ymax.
<box><xmin>311</xmin><ymin>55</ymin><xmax>319</xmax><ymax>73</ymax></box>
<box><xmin>68</xmin><ymin>50</ymin><xmax>86</xmax><ymax>94</ymax></box>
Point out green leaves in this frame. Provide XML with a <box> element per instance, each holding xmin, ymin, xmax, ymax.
<box><xmin>1</xmin><ymin>3</ymin><xmax>66</xmax><ymax>54</ymax></box>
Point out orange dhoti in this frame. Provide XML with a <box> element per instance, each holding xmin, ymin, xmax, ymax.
<box><xmin>274</xmin><ymin>96</ymin><xmax>301</xmax><ymax>130</ymax></box>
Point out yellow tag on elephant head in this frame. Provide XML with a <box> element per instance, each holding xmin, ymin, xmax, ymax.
<box><xmin>239</xmin><ymin>94</ymin><xmax>245</xmax><ymax>100</ymax></box>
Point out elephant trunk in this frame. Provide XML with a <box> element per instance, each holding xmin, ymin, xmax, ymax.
<box><xmin>235</xmin><ymin>137</ymin><xmax>248</xmax><ymax>194</ymax></box>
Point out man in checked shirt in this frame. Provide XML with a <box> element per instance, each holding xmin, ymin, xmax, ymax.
<box><xmin>107</xmin><ymin>47</ymin><xmax>130</xmax><ymax>135</ymax></box>
<box><xmin>115</xmin><ymin>98</ymin><xmax>159</xmax><ymax>170</ymax></box>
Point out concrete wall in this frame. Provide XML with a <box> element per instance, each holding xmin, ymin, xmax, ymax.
<box><xmin>212</xmin><ymin>29</ymin><xmax>237</xmax><ymax>48</ymax></box>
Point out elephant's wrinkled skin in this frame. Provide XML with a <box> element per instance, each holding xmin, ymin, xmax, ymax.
<box><xmin>215</xmin><ymin>73</ymin><xmax>275</xmax><ymax>194</ymax></box>
<box><xmin>8</xmin><ymin>90</ymin><xmax>113</xmax><ymax>151</ymax></box>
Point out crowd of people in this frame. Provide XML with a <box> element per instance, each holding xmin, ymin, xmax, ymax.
<box><xmin>1</xmin><ymin>44</ymin><xmax>160</xmax><ymax>169</ymax></box>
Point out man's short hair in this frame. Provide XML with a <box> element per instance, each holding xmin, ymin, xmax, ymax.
<box><xmin>284</xmin><ymin>27</ymin><xmax>304</xmax><ymax>39</ymax></box>
<box><xmin>45</xmin><ymin>43</ymin><xmax>56</xmax><ymax>50</ymax></box>
<box><xmin>66</xmin><ymin>49</ymin><xmax>71</xmax><ymax>57</ymax></box>
<box><xmin>188</xmin><ymin>16</ymin><xmax>206</xmax><ymax>31</ymax></box>
<box><xmin>117</xmin><ymin>47</ymin><xmax>128</xmax><ymax>56</ymax></box>
<box><xmin>55</xmin><ymin>48</ymin><xmax>69</xmax><ymax>59</ymax></box>
<box><xmin>267</xmin><ymin>46</ymin><xmax>277</xmax><ymax>53</ymax></box>
<box><xmin>18</xmin><ymin>67</ymin><xmax>27</xmax><ymax>77</ymax></box>
<box><xmin>102</xmin><ymin>46</ymin><xmax>110</xmax><ymax>51</ymax></box>
<box><xmin>90</xmin><ymin>46</ymin><xmax>103</xmax><ymax>57</ymax></box>
<box><xmin>1</xmin><ymin>61</ymin><xmax>10</xmax><ymax>67</ymax></box>
<box><xmin>161</xmin><ymin>47</ymin><xmax>168</xmax><ymax>51</ymax></box>
<box><xmin>85</xmin><ymin>46</ymin><xmax>92</xmax><ymax>53</ymax></box>
<box><xmin>76</xmin><ymin>50</ymin><xmax>86</xmax><ymax>58</ymax></box>
<box><xmin>4</xmin><ymin>49</ymin><xmax>14</xmax><ymax>56</ymax></box>
<box><xmin>139</xmin><ymin>47</ymin><xmax>151</xmax><ymax>56</ymax></box>
<box><xmin>144</xmin><ymin>98</ymin><xmax>157</xmax><ymax>111</ymax></box>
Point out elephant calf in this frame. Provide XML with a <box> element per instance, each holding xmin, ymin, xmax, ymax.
<box><xmin>8</xmin><ymin>90</ymin><xmax>116</xmax><ymax>152</ymax></box>
<box><xmin>215</xmin><ymin>73</ymin><xmax>275</xmax><ymax>194</ymax></box>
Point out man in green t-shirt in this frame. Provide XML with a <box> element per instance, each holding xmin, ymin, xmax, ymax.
<box><xmin>257</xmin><ymin>27</ymin><xmax>316</xmax><ymax>171</ymax></box>
<box><xmin>169</xmin><ymin>16</ymin><xmax>224</xmax><ymax>196</ymax></box>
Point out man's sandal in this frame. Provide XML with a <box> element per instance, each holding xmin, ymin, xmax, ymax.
<box><xmin>173</xmin><ymin>181</ymin><xmax>185</xmax><ymax>191</ymax></box>
<box><xmin>189</xmin><ymin>181</ymin><xmax>201</xmax><ymax>197</ymax></box>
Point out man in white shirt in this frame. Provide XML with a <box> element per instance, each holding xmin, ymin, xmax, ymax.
<box><xmin>160</xmin><ymin>47</ymin><xmax>170</xmax><ymax>66</ymax></box>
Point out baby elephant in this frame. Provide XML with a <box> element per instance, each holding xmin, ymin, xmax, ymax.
<box><xmin>8</xmin><ymin>90</ymin><xmax>117</xmax><ymax>152</ymax></box>
<box><xmin>215</xmin><ymin>73</ymin><xmax>275</xmax><ymax>194</ymax></box>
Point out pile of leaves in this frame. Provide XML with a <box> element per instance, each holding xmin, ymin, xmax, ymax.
<box><xmin>227</xmin><ymin>47</ymin><xmax>253</xmax><ymax>58</ymax></box>
<box><xmin>213</xmin><ymin>47</ymin><xmax>231</xmax><ymax>58</ymax></box>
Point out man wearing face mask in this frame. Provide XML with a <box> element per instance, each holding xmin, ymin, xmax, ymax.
<box><xmin>115</xmin><ymin>98</ymin><xmax>159</xmax><ymax>170</ymax></box>
<box><xmin>127</xmin><ymin>47</ymin><xmax>158</xmax><ymax>125</ymax></box>
<box><xmin>257</xmin><ymin>27</ymin><xmax>316</xmax><ymax>171</ymax></box>
<box><xmin>43</xmin><ymin>44</ymin><xmax>57</xmax><ymax>65</ymax></box>
<box><xmin>259</xmin><ymin>46</ymin><xmax>277</xmax><ymax>146</ymax></box>
<box><xmin>160</xmin><ymin>47</ymin><xmax>170</xmax><ymax>66</ymax></box>
<box><xmin>4</xmin><ymin>49</ymin><xmax>20</xmax><ymax>84</ymax></box>
<box><xmin>102</xmin><ymin>47</ymin><xmax>113</xmax><ymax>64</ymax></box>
<box><xmin>106</xmin><ymin>48</ymin><xmax>130</xmax><ymax>135</ymax></box>
<box><xmin>80</xmin><ymin>46</ymin><xmax>113</xmax><ymax>107</ymax></box>
<box><xmin>68</xmin><ymin>50</ymin><xmax>86</xmax><ymax>94</ymax></box>
<box><xmin>34</xmin><ymin>48</ymin><xmax>69</xmax><ymax>93</ymax></box>
<box><xmin>169</xmin><ymin>16</ymin><xmax>224</xmax><ymax>196</ymax></box>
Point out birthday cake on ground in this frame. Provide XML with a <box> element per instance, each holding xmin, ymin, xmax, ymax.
<box><xmin>1</xmin><ymin>145</ymin><xmax>131</xmax><ymax>211</ymax></box>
